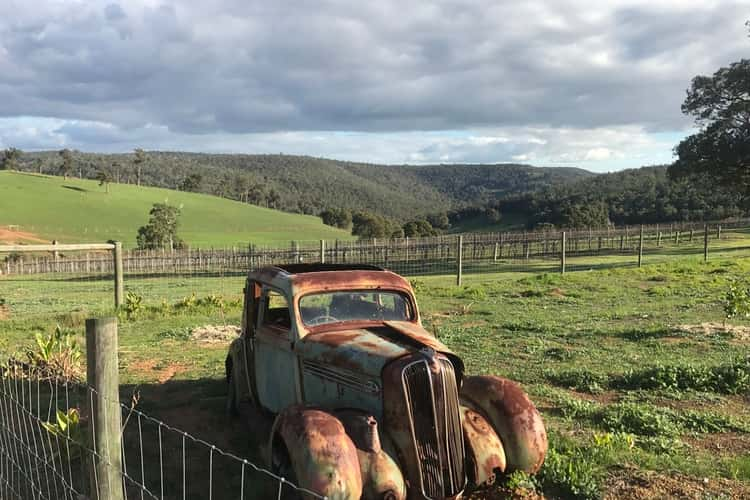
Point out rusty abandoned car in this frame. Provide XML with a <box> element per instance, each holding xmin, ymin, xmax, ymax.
<box><xmin>225</xmin><ymin>264</ymin><xmax>547</xmax><ymax>499</ymax></box>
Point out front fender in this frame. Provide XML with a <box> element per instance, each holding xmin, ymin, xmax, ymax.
<box><xmin>461</xmin><ymin>406</ymin><xmax>506</xmax><ymax>487</ymax></box>
<box><xmin>270</xmin><ymin>406</ymin><xmax>363</xmax><ymax>500</ymax></box>
<box><xmin>460</xmin><ymin>376</ymin><xmax>547</xmax><ymax>473</ymax></box>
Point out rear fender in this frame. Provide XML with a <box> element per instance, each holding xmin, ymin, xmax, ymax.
<box><xmin>461</xmin><ymin>406</ymin><xmax>506</xmax><ymax>487</ymax></box>
<box><xmin>270</xmin><ymin>406</ymin><xmax>363</xmax><ymax>500</ymax></box>
<box><xmin>460</xmin><ymin>376</ymin><xmax>547</xmax><ymax>473</ymax></box>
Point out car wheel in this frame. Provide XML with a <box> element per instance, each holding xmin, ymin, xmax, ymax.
<box><xmin>272</xmin><ymin>442</ymin><xmax>302</xmax><ymax>500</ymax></box>
<box><xmin>226</xmin><ymin>372</ymin><xmax>239</xmax><ymax>416</ymax></box>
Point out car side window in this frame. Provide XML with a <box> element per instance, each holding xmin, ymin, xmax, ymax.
<box><xmin>260</xmin><ymin>289</ymin><xmax>292</xmax><ymax>330</ymax></box>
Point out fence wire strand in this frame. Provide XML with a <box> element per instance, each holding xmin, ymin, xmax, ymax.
<box><xmin>0</xmin><ymin>369</ymin><xmax>326</xmax><ymax>500</ymax></box>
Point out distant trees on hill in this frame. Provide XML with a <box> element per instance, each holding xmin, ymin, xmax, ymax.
<box><xmin>1</xmin><ymin>148</ymin><xmax>21</xmax><ymax>170</ymax></box>
<box><xmin>4</xmin><ymin>149</ymin><xmax>747</xmax><ymax>228</ymax></box>
<box><xmin>95</xmin><ymin>167</ymin><xmax>113</xmax><ymax>194</ymax></box>
<box><xmin>58</xmin><ymin>149</ymin><xmax>74</xmax><ymax>179</ymax></box>
<box><xmin>320</xmin><ymin>208</ymin><xmax>352</xmax><ymax>229</ymax></box>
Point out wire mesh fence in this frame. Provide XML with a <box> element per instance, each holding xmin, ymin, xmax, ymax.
<box><xmin>0</xmin><ymin>364</ymin><xmax>324</xmax><ymax>500</ymax></box>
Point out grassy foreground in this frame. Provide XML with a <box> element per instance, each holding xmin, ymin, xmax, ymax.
<box><xmin>2</xmin><ymin>255</ymin><xmax>750</xmax><ymax>498</ymax></box>
<box><xmin>0</xmin><ymin>171</ymin><xmax>353</xmax><ymax>247</ymax></box>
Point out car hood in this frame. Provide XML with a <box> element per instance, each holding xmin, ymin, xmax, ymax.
<box><xmin>296</xmin><ymin>321</ymin><xmax>461</xmax><ymax>378</ymax></box>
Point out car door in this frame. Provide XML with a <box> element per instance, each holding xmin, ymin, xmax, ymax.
<box><xmin>238</xmin><ymin>279</ymin><xmax>261</xmax><ymax>404</ymax></box>
<box><xmin>253</xmin><ymin>286</ymin><xmax>299</xmax><ymax>413</ymax></box>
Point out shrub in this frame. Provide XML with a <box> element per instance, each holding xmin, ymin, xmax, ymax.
<box><xmin>617</xmin><ymin>359</ymin><xmax>750</xmax><ymax>394</ymax></box>
<box><xmin>546</xmin><ymin>369</ymin><xmax>608</xmax><ymax>394</ymax></box>
<box><xmin>29</xmin><ymin>325</ymin><xmax>82</xmax><ymax>379</ymax></box>
<box><xmin>123</xmin><ymin>291</ymin><xmax>143</xmax><ymax>320</ymax></box>
<box><xmin>538</xmin><ymin>448</ymin><xmax>600</xmax><ymax>500</ymax></box>
<box><xmin>724</xmin><ymin>282</ymin><xmax>750</xmax><ymax>319</ymax></box>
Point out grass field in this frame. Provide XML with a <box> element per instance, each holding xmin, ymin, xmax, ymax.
<box><xmin>0</xmin><ymin>171</ymin><xmax>354</xmax><ymax>247</ymax></box>
<box><xmin>2</xmin><ymin>251</ymin><xmax>750</xmax><ymax>497</ymax></box>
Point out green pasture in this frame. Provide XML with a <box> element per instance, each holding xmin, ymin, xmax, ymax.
<box><xmin>1</xmin><ymin>247</ymin><xmax>750</xmax><ymax>497</ymax></box>
<box><xmin>0</xmin><ymin>171</ymin><xmax>353</xmax><ymax>247</ymax></box>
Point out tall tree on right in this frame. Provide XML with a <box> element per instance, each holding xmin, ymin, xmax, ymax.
<box><xmin>669</xmin><ymin>32</ymin><xmax>750</xmax><ymax>201</ymax></box>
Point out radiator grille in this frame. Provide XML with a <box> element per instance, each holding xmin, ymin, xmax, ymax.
<box><xmin>402</xmin><ymin>357</ymin><xmax>465</xmax><ymax>499</ymax></box>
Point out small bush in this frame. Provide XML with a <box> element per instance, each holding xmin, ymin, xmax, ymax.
<box><xmin>538</xmin><ymin>448</ymin><xmax>600</xmax><ymax>500</ymax></box>
<box><xmin>599</xmin><ymin>403</ymin><xmax>681</xmax><ymax>438</ymax></box>
<box><xmin>546</xmin><ymin>369</ymin><xmax>607</xmax><ymax>394</ymax></box>
<box><xmin>544</xmin><ymin>347</ymin><xmax>574</xmax><ymax>361</ymax></box>
<box><xmin>123</xmin><ymin>291</ymin><xmax>143</xmax><ymax>320</ymax></box>
<box><xmin>27</xmin><ymin>325</ymin><xmax>83</xmax><ymax>380</ymax></box>
<box><xmin>724</xmin><ymin>282</ymin><xmax>750</xmax><ymax>319</ymax></box>
<box><xmin>616</xmin><ymin>359</ymin><xmax>750</xmax><ymax>394</ymax></box>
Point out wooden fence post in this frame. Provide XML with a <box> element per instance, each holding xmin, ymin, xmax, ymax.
<box><xmin>717</xmin><ymin>225</ymin><xmax>722</xmax><ymax>240</ymax></box>
<box><xmin>560</xmin><ymin>231</ymin><xmax>566</xmax><ymax>274</ymax></box>
<box><xmin>86</xmin><ymin>317</ymin><xmax>125</xmax><ymax>500</ymax></box>
<box><xmin>638</xmin><ymin>225</ymin><xmax>644</xmax><ymax>268</ymax></box>
<box><xmin>704</xmin><ymin>224</ymin><xmax>709</xmax><ymax>262</ymax></box>
<box><xmin>456</xmin><ymin>235</ymin><xmax>463</xmax><ymax>286</ymax></box>
<box><xmin>113</xmin><ymin>242</ymin><xmax>124</xmax><ymax>309</ymax></box>
<box><xmin>320</xmin><ymin>240</ymin><xmax>326</xmax><ymax>264</ymax></box>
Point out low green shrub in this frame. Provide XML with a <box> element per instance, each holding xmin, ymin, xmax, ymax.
<box><xmin>546</xmin><ymin>369</ymin><xmax>607</xmax><ymax>393</ymax></box>
<box><xmin>617</xmin><ymin>359</ymin><xmax>750</xmax><ymax>394</ymax></box>
<box><xmin>538</xmin><ymin>447</ymin><xmax>600</xmax><ymax>500</ymax></box>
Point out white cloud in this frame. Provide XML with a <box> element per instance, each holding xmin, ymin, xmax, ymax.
<box><xmin>0</xmin><ymin>0</ymin><xmax>744</xmax><ymax>169</ymax></box>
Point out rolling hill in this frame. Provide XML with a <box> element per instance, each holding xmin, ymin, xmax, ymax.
<box><xmin>14</xmin><ymin>152</ymin><xmax>594</xmax><ymax>220</ymax></box>
<box><xmin>0</xmin><ymin>171</ymin><xmax>354</xmax><ymax>248</ymax></box>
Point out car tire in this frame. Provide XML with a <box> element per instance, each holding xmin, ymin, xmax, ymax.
<box><xmin>272</xmin><ymin>442</ymin><xmax>302</xmax><ymax>500</ymax></box>
<box><xmin>226</xmin><ymin>372</ymin><xmax>239</xmax><ymax>417</ymax></box>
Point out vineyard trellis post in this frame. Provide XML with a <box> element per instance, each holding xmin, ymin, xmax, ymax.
<box><xmin>86</xmin><ymin>317</ymin><xmax>126</xmax><ymax>500</ymax></box>
<box><xmin>456</xmin><ymin>235</ymin><xmax>463</xmax><ymax>286</ymax></box>
<box><xmin>113</xmin><ymin>241</ymin><xmax>124</xmax><ymax>308</ymax></box>
<box><xmin>704</xmin><ymin>224</ymin><xmax>710</xmax><ymax>262</ymax></box>
<box><xmin>638</xmin><ymin>225</ymin><xmax>644</xmax><ymax>268</ymax></box>
<box><xmin>560</xmin><ymin>231</ymin><xmax>566</xmax><ymax>274</ymax></box>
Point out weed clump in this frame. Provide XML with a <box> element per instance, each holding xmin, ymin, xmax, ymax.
<box><xmin>546</xmin><ymin>369</ymin><xmax>607</xmax><ymax>393</ymax></box>
<box><xmin>617</xmin><ymin>359</ymin><xmax>750</xmax><ymax>394</ymax></box>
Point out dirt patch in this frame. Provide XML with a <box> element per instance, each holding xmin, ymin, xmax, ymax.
<box><xmin>461</xmin><ymin>320</ymin><xmax>488</xmax><ymax>328</ymax></box>
<box><xmin>684</xmin><ymin>432</ymin><xmax>750</xmax><ymax>455</ymax></box>
<box><xmin>0</xmin><ymin>227</ymin><xmax>48</xmax><ymax>244</ymax></box>
<box><xmin>571</xmin><ymin>389</ymin><xmax>620</xmax><ymax>405</ymax></box>
<box><xmin>191</xmin><ymin>325</ymin><xmax>241</xmax><ymax>344</ymax></box>
<box><xmin>604</xmin><ymin>464</ymin><xmax>750</xmax><ymax>499</ymax></box>
<box><xmin>129</xmin><ymin>359</ymin><xmax>186</xmax><ymax>383</ymax></box>
<box><xmin>677</xmin><ymin>322</ymin><xmax>750</xmax><ymax>341</ymax></box>
<box><xmin>0</xmin><ymin>303</ymin><xmax>8</xmax><ymax>320</ymax></box>
<box><xmin>547</xmin><ymin>287</ymin><xmax>567</xmax><ymax>298</ymax></box>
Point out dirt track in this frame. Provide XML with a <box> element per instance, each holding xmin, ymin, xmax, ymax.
<box><xmin>0</xmin><ymin>227</ymin><xmax>48</xmax><ymax>244</ymax></box>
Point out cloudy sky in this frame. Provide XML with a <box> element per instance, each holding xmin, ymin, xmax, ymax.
<box><xmin>0</xmin><ymin>0</ymin><xmax>747</xmax><ymax>171</ymax></box>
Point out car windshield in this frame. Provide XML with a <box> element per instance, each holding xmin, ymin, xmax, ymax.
<box><xmin>299</xmin><ymin>290</ymin><xmax>412</xmax><ymax>326</ymax></box>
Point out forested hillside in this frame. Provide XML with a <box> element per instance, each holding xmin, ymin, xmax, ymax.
<box><xmin>9</xmin><ymin>152</ymin><xmax>747</xmax><ymax>232</ymax></box>
<box><xmin>493</xmin><ymin>166</ymin><xmax>748</xmax><ymax>228</ymax></box>
<box><xmin>11</xmin><ymin>151</ymin><xmax>591</xmax><ymax>219</ymax></box>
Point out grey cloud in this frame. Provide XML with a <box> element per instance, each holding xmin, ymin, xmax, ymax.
<box><xmin>0</xmin><ymin>0</ymin><xmax>747</xmax><ymax>138</ymax></box>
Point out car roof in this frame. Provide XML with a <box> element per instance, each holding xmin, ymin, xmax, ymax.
<box><xmin>273</xmin><ymin>263</ymin><xmax>385</xmax><ymax>274</ymax></box>
<box><xmin>249</xmin><ymin>264</ymin><xmax>412</xmax><ymax>295</ymax></box>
